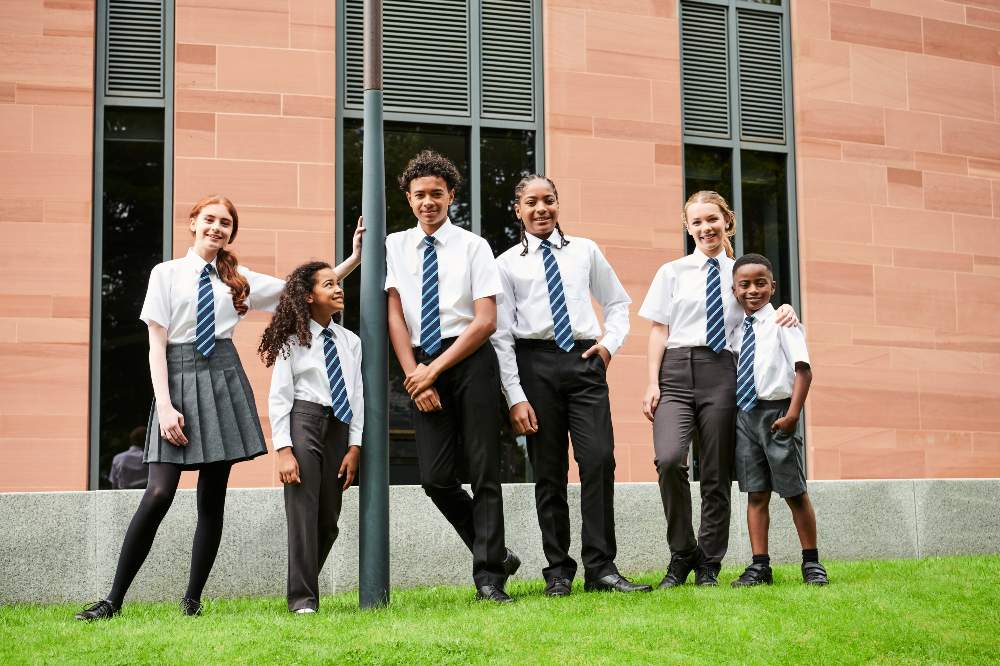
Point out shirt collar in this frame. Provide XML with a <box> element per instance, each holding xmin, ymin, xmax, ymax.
<box><xmin>411</xmin><ymin>218</ymin><xmax>456</xmax><ymax>248</ymax></box>
<box><xmin>689</xmin><ymin>246</ymin><xmax>727</xmax><ymax>268</ymax></box>
<box><xmin>310</xmin><ymin>317</ymin><xmax>337</xmax><ymax>339</ymax></box>
<box><xmin>525</xmin><ymin>231</ymin><xmax>566</xmax><ymax>254</ymax></box>
<box><xmin>184</xmin><ymin>247</ymin><xmax>218</xmax><ymax>274</ymax></box>
<box><xmin>746</xmin><ymin>302</ymin><xmax>775</xmax><ymax>323</ymax></box>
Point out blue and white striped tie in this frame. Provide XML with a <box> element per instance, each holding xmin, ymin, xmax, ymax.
<box><xmin>736</xmin><ymin>315</ymin><xmax>758</xmax><ymax>413</ymax></box>
<box><xmin>195</xmin><ymin>264</ymin><xmax>215</xmax><ymax>357</ymax></box>
<box><xmin>419</xmin><ymin>236</ymin><xmax>442</xmax><ymax>355</ymax></box>
<box><xmin>705</xmin><ymin>257</ymin><xmax>726</xmax><ymax>353</ymax></box>
<box><xmin>321</xmin><ymin>328</ymin><xmax>353</xmax><ymax>424</ymax></box>
<box><xmin>540</xmin><ymin>239</ymin><xmax>574</xmax><ymax>352</ymax></box>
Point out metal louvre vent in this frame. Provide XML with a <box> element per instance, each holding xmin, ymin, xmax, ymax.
<box><xmin>106</xmin><ymin>0</ymin><xmax>164</xmax><ymax>98</ymax></box>
<box><xmin>680</xmin><ymin>2</ymin><xmax>731</xmax><ymax>139</ymax></box>
<box><xmin>345</xmin><ymin>0</ymin><xmax>470</xmax><ymax>116</ymax></box>
<box><xmin>481</xmin><ymin>0</ymin><xmax>534</xmax><ymax>121</ymax></box>
<box><xmin>737</xmin><ymin>9</ymin><xmax>785</xmax><ymax>143</ymax></box>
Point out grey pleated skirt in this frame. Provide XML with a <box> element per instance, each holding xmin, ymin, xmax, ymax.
<box><xmin>144</xmin><ymin>339</ymin><xmax>267</xmax><ymax>468</ymax></box>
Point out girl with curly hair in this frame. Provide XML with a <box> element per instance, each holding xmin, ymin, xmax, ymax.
<box><xmin>261</xmin><ymin>261</ymin><xmax>363</xmax><ymax>614</ymax></box>
<box><xmin>75</xmin><ymin>198</ymin><xmax>364</xmax><ymax>622</ymax></box>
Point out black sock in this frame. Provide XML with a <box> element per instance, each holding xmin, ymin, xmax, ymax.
<box><xmin>802</xmin><ymin>548</ymin><xmax>819</xmax><ymax>563</ymax></box>
<box><xmin>752</xmin><ymin>553</ymin><xmax>770</xmax><ymax>566</ymax></box>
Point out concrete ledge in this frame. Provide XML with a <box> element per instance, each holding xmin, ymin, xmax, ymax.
<box><xmin>2</xmin><ymin>479</ymin><xmax>999</xmax><ymax>604</ymax></box>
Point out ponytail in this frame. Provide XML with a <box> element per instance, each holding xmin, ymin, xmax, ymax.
<box><xmin>216</xmin><ymin>248</ymin><xmax>250</xmax><ymax>315</ymax></box>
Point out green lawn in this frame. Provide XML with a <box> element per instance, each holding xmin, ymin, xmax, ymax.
<box><xmin>2</xmin><ymin>556</ymin><xmax>999</xmax><ymax>665</ymax></box>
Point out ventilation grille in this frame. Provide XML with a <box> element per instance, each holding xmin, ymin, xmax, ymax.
<box><xmin>681</xmin><ymin>2</ymin><xmax>730</xmax><ymax>139</ymax></box>
<box><xmin>737</xmin><ymin>9</ymin><xmax>785</xmax><ymax>143</ymax></box>
<box><xmin>345</xmin><ymin>0</ymin><xmax>470</xmax><ymax>116</ymax></box>
<box><xmin>106</xmin><ymin>0</ymin><xmax>164</xmax><ymax>98</ymax></box>
<box><xmin>481</xmin><ymin>0</ymin><xmax>534</xmax><ymax>121</ymax></box>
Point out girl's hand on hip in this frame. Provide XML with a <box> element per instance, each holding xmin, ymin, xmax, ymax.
<box><xmin>774</xmin><ymin>304</ymin><xmax>799</xmax><ymax>327</ymax></box>
<box><xmin>339</xmin><ymin>446</ymin><xmax>361</xmax><ymax>490</ymax></box>
<box><xmin>278</xmin><ymin>448</ymin><xmax>301</xmax><ymax>484</ymax></box>
<box><xmin>641</xmin><ymin>383</ymin><xmax>661</xmax><ymax>423</ymax></box>
<box><xmin>157</xmin><ymin>403</ymin><xmax>188</xmax><ymax>446</ymax></box>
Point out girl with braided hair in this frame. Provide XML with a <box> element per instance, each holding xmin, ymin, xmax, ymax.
<box><xmin>261</xmin><ymin>262</ymin><xmax>363</xmax><ymax>614</ymax></box>
<box><xmin>491</xmin><ymin>175</ymin><xmax>650</xmax><ymax>596</ymax></box>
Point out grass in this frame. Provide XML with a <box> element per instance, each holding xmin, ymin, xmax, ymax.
<box><xmin>2</xmin><ymin>556</ymin><xmax>999</xmax><ymax>665</ymax></box>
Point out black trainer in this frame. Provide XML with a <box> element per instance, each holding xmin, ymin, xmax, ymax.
<box><xmin>657</xmin><ymin>550</ymin><xmax>700</xmax><ymax>589</ymax></box>
<box><xmin>180</xmin><ymin>597</ymin><xmax>203</xmax><ymax>616</ymax></box>
<box><xmin>802</xmin><ymin>561</ymin><xmax>829</xmax><ymax>586</ymax></box>
<box><xmin>74</xmin><ymin>599</ymin><xmax>119</xmax><ymax>621</ymax></box>
<box><xmin>694</xmin><ymin>562</ymin><xmax>721</xmax><ymax>587</ymax></box>
<box><xmin>731</xmin><ymin>562</ymin><xmax>773</xmax><ymax>587</ymax></box>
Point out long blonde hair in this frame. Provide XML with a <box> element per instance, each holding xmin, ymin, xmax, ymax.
<box><xmin>682</xmin><ymin>190</ymin><xmax>736</xmax><ymax>259</ymax></box>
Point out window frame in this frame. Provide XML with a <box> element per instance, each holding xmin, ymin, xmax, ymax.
<box><xmin>89</xmin><ymin>0</ymin><xmax>175</xmax><ymax>489</ymax></box>
<box><xmin>334</xmin><ymin>0</ymin><xmax>546</xmax><ymax>262</ymax></box>
<box><xmin>679</xmin><ymin>0</ymin><xmax>801</xmax><ymax>316</ymax></box>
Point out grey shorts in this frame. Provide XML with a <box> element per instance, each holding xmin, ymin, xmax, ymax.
<box><xmin>735</xmin><ymin>399</ymin><xmax>807</xmax><ymax>498</ymax></box>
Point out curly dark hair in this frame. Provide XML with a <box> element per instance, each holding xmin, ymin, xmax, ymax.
<box><xmin>258</xmin><ymin>261</ymin><xmax>332</xmax><ymax>368</ymax></box>
<box><xmin>398</xmin><ymin>149</ymin><xmax>462</xmax><ymax>193</ymax></box>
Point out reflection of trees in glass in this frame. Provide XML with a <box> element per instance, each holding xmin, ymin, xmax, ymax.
<box><xmin>480</xmin><ymin>129</ymin><xmax>535</xmax><ymax>257</ymax></box>
<box><xmin>740</xmin><ymin>150</ymin><xmax>790</xmax><ymax>307</ymax></box>
<box><xmin>341</xmin><ymin>120</ymin><xmax>530</xmax><ymax>483</ymax></box>
<box><xmin>683</xmin><ymin>145</ymin><xmax>733</xmax><ymax>254</ymax></box>
<box><xmin>99</xmin><ymin>108</ymin><xmax>164</xmax><ymax>488</ymax></box>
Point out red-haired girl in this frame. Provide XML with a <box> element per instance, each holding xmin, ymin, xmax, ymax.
<box><xmin>75</xmin><ymin>197</ymin><xmax>363</xmax><ymax>620</ymax></box>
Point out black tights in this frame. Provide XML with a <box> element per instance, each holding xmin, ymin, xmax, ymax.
<box><xmin>107</xmin><ymin>461</ymin><xmax>232</xmax><ymax>607</ymax></box>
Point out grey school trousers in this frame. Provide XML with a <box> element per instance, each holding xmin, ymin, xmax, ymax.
<box><xmin>652</xmin><ymin>346</ymin><xmax>737</xmax><ymax>565</ymax></box>
<box><xmin>284</xmin><ymin>399</ymin><xmax>350</xmax><ymax>612</ymax></box>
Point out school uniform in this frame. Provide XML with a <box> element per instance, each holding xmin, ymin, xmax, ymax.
<box><xmin>492</xmin><ymin>233</ymin><xmax>630</xmax><ymax>583</ymax></box>
<box><xmin>732</xmin><ymin>303</ymin><xmax>809</xmax><ymax>499</ymax></box>
<box><xmin>139</xmin><ymin>248</ymin><xmax>284</xmax><ymax>466</ymax></box>
<box><xmin>385</xmin><ymin>218</ymin><xmax>508</xmax><ymax>588</ymax></box>
<box><xmin>269</xmin><ymin>318</ymin><xmax>364</xmax><ymax>612</ymax></box>
<box><xmin>638</xmin><ymin>248</ymin><xmax>743</xmax><ymax>566</ymax></box>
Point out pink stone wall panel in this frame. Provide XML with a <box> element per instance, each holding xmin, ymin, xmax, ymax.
<box><xmin>0</xmin><ymin>0</ymin><xmax>94</xmax><ymax>491</ymax></box>
<box><xmin>794</xmin><ymin>0</ymin><xmax>1000</xmax><ymax>478</ymax></box>
<box><xmin>544</xmin><ymin>0</ymin><xmax>681</xmax><ymax>481</ymax></box>
<box><xmin>174</xmin><ymin>0</ymin><xmax>336</xmax><ymax>488</ymax></box>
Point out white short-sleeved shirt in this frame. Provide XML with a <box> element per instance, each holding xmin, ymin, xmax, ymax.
<box><xmin>139</xmin><ymin>248</ymin><xmax>285</xmax><ymax>343</ymax></box>
<box><xmin>732</xmin><ymin>303</ymin><xmax>810</xmax><ymax>401</ymax></box>
<box><xmin>268</xmin><ymin>319</ymin><xmax>365</xmax><ymax>449</ymax></box>
<box><xmin>491</xmin><ymin>233</ymin><xmax>631</xmax><ymax>407</ymax></box>
<box><xmin>638</xmin><ymin>248</ymin><xmax>742</xmax><ymax>352</ymax></box>
<box><xmin>384</xmin><ymin>219</ymin><xmax>502</xmax><ymax>347</ymax></box>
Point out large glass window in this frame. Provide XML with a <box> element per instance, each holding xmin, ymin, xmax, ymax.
<box><xmin>96</xmin><ymin>107</ymin><xmax>165</xmax><ymax>488</ymax></box>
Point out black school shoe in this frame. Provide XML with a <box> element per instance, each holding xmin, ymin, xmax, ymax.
<box><xmin>694</xmin><ymin>562</ymin><xmax>721</xmax><ymax>587</ymax></box>
<box><xmin>544</xmin><ymin>577</ymin><xmax>573</xmax><ymax>597</ymax></box>
<box><xmin>802</xmin><ymin>561</ymin><xmax>829</xmax><ymax>586</ymax></box>
<box><xmin>731</xmin><ymin>562</ymin><xmax>774</xmax><ymax>587</ymax></box>
<box><xmin>584</xmin><ymin>573</ymin><xmax>653</xmax><ymax>593</ymax></box>
<box><xmin>179</xmin><ymin>597</ymin><xmax>203</xmax><ymax>616</ymax></box>
<box><xmin>74</xmin><ymin>599</ymin><xmax>119</xmax><ymax>621</ymax></box>
<box><xmin>503</xmin><ymin>548</ymin><xmax>522</xmax><ymax>577</ymax></box>
<box><xmin>657</xmin><ymin>550</ymin><xmax>701</xmax><ymax>589</ymax></box>
<box><xmin>475</xmin><ymin>584</ymin><xmax>514</xmax><ymax>604</ymax></box>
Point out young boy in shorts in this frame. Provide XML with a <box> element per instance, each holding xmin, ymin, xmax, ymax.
<box><xmin>729</xmin><ymin>253</ymin><xmax>828</xmax><ymax>587</ymax></box>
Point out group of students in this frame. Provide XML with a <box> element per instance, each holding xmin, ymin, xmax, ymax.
<box><xmin>76</xmin><ymin>149</ymin><xmax>826</xmax><ymax>621</ymax></box>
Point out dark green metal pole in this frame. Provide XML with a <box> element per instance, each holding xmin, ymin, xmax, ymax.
<box><xmin>359</xmin><ymin>0</ymin><xmax>389</xmax><ymax>609</ymax></box>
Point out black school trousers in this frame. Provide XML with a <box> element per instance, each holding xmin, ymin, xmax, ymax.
<box><xmin>413</xmin><ymin>338</ymin><xmax>506</xmax><ymax>587</ymax></box>
<box><xmin>516</xmin><ymin>339</ymin><xmax>618</xmax><ymax>582</ymax></box>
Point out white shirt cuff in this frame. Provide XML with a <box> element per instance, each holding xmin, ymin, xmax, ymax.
<box><xmin>504</xmin><ymin>384</ymin><xmax>528</xmax><ymax>409</ymax></box>
<box><xmin>598</xmin><ymin>334</ymin><xmax>623</xmax><ymax>357</ymax></box>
